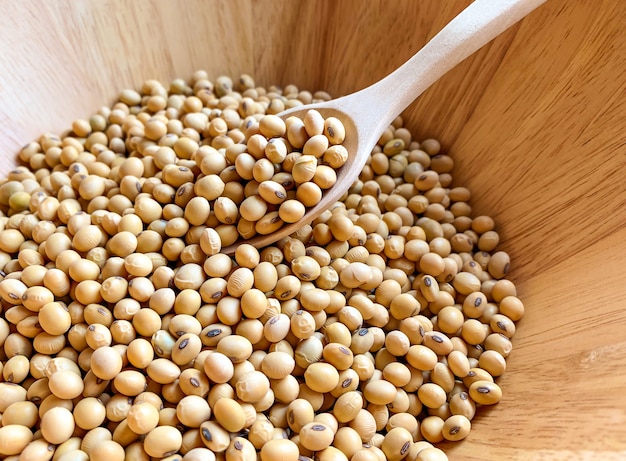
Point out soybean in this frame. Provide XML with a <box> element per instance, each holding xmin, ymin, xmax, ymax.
<box><xmin>0</xmin><ymin>73</ymin><xmax>527</xmax><ymax>461</ymax></box>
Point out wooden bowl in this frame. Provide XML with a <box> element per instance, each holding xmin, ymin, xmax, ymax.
<box><xmin>1</xmin><ymin>1</ymin><xmax>624</xmax><ymax>459</ymax></box>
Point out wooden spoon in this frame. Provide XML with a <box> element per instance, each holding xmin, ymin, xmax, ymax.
<box><xmin>222</xmin><ymin>0</ymin><xmax>546</xmax><ymax>255</ymax></box>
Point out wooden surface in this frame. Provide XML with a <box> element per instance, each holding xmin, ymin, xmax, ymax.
<box><xmin>0</xmin><ymin>0</ymin><xmax>625</xmax><ymax>459</ymax></box>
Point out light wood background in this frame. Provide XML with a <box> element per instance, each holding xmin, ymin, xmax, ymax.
<box><xmin>0</xmin><ymin>0</ymin><xmax>625</xmax><ymax>459</ymax></box>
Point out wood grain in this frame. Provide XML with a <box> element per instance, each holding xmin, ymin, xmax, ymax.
<box><xmin>0</xmin><ymin>0</ymin><xmax>625</xmax><ymax>459</ymax></box>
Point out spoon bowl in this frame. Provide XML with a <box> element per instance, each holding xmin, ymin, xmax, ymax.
<box><xmin>222</xmin><ymin>105</ymin><xmax>362</xmax><ymax>253</ymax></box>
<box><xmin>222</xmin><ymin>0</ymin><xmax>546</xmax><ymax>255</ymax></box>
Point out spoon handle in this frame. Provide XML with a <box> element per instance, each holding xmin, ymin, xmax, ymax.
<box><xmin>344</xmin><ymin>0</ymin><xmax>547</xmax><ymax>132</ymax></box>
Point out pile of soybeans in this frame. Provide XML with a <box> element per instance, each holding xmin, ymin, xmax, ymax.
<box><xmin>0</xmin><ymin>72</ymin><xmax>524</xmax><ymax>461</ymax></box>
